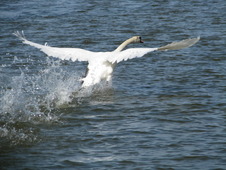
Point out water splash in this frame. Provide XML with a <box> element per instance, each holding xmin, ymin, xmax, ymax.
<box><xmin>0</xmin><ymin>56</ymin><xmax>85</xmax><ymax>147</ymax></box>
<box><xmin>0</xmin><ymin>60</ymin><xmax>82</xmax><ymax>120</ymax></box>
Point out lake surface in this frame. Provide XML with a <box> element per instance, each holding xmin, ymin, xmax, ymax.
<box><xmin>0</xmin><ymin>0</ymin><xmax>226</xmax><ymax>169</ymax></box>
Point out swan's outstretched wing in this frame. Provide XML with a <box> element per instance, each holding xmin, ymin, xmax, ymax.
<box><xmin>108</xmin><ymin>37</ymin><xmax>200</xmax><ymax>63</ymax></box>
<box><xmin>13</xmin><ymin>31</ymin><xmax>94</xmax><ymax>62</ymax></box>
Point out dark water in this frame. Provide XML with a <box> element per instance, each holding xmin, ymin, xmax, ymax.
<box><xmin>0</xmin><ymin>0</ymin><xmax>226</xmax><ymax>169</ymax></box>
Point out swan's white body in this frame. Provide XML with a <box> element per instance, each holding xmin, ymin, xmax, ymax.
<box><xmin>13</xmin><ymin>31</ymin><xmax>199</xmax><ymax>87</ymax></box>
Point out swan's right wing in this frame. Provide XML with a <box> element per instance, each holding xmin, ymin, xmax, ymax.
<box><xmin>13</xmin><ymin>31</ymin><xmax>94</xmax><ymax>62</ymax></box>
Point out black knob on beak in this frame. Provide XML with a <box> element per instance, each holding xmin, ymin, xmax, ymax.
<box><xmin>139</xmin><ymin>37</ymin><xmax>144</xmax><ymax>43</ymax></box>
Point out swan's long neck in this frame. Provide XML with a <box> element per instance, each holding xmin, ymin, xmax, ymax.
<box><xmin>114</xmin><ymin>37</ymin><xmax>135</xmax><ymax>52</ymax></box>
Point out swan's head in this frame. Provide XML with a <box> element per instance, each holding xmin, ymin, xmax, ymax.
<box><xmin>132</xmin><ymin>36</ymin><xmax>144</xmax><ymax>43</ymax></box>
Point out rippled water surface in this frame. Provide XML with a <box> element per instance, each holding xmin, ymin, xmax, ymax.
<box><xmin>0</xmin><ymin>0</ymin><xmax>226</xmax><ymax>169</ymax></box>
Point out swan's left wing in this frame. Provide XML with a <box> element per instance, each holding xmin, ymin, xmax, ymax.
<box><xmin>107</xmin><ymin>48</ymin><xmax>158</xmax><ymax>63</ymax></box>
<box><xmin>13</xmin><ymin>31</ymin><xmax>94</xmax><ymax>62</ymax></box>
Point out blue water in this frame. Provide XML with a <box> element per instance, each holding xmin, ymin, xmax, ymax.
<box><xmin>0</xmin><ymin>0</ymin><xmax>226</xmax><ymax>169</ymax></box>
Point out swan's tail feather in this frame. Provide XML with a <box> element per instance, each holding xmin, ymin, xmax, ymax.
<box><xmin>158</xmin><ymin>37</ymin><xmax>200</xmax><ymax>51</ymax></box>
<box><xmin>13</xmin><ymin>31</ymin><xmax>44</xmax><ymax>49</ymax></box>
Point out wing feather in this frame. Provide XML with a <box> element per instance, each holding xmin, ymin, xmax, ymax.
<box><xmin>158</xmin><ymin>37</ymin><xmax>200</xmax><ymax>51</ymax></box>
<box><xmin>13</xmin><ymin>31</ymin><xmax>94</xmax><ymax>62</ymax></box>
<box><xmin>108</xmin><ymin>48</ymin><xmax>158</xmax><ymax>63</ymax></box>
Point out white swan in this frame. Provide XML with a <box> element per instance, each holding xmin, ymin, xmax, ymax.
<box><xmin>13</xmin><ymin>31</ymin><xmax>199</xmax><ymax>87</ymax></box>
